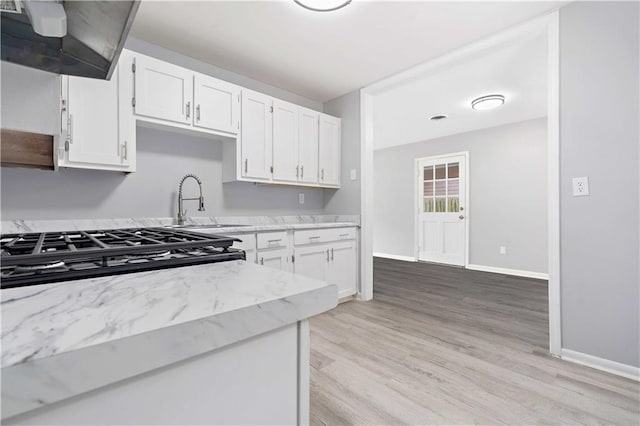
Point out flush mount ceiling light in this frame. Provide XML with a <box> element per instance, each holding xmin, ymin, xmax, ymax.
<box><xmin>471</xmin><ymin>94</ymin><xmax>505</xmax><ymax>111</ymax></box>
<box><xmin>294</xmin><ymin>0</ymin><xmax>352</xmax><ymax>12</ymax></box>
<box><xmin>429</xmin><ymin>114</ymin><xmax>448</xmax><ymax>121</ymax></box>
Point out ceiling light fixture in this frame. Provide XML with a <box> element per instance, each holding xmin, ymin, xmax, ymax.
<box><xmin>430</xmin><ymin>114</ymin><xmax>448</xmax><ymax>121</ymax></box>
<box><xmin>471</xmin><ymin>94</ymin><xmax>505</xmax><ymax>111</ymax></box>
<box><xmin>294</xmin><ymin>0</ymin><xmax>352</xmax><ymax>12</ymax></box>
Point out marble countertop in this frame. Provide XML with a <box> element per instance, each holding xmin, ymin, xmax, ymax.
<box><xmin>1</xmin><ymin>261</ymin><xmax>338</xmax><ymax>419</ymax></box>
<box><xmin>1</xmin><ymin>215</ymin><xmax>360</xmax><ymax>234</ymax></box>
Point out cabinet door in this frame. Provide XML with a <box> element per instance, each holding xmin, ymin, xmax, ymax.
<box><xmin>241</xmin><ymin>90</ymin><xmax>273</xmax><ymax>180</ymax></box>
<box><xmin>193</xmin><ymin>74</ymin><xmax>240</xmax><ymax>134</ymax></box>
<box><xmin>134</xmin><ymin>54</ymin><xmax>193</xmax><ymax>125</ymax></box>
<box><xmin>62</xmin><ymin>68</ymin><xmax>131</xmax><ymax>170</ymax></box>
<box><xmin>294</xmin><ymin>245</ymin><xmax>330</xmax><ymax>282</ymax></box>
<box><xmin>258</xmin><ymin>248</ymin><xmax>292</xmax><ymax>272</ymax></box>
<box><xmin>318</xmin><ymin>114</ymin><xmax>341</xmax><ymax>186</ymax></box>
<box><xmin>298</xmin><ymin>108</ymin><xmax>319</xmax><ymax>184</ymax></box>
<box><xmin>328</xmin><ymin>241</ymin><xmax>357</xmax><ymax>299</ymax></box>
<box><xmin>272</xmin><ymin>99</ymin><xmax>299</xmax><ymax>183</ymax></box>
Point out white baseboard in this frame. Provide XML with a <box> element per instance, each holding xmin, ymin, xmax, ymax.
<box><xmin>561</xmin><ymin>349</ymin><xmax>640</xmax><ymax>381</ymax></box>
<box><xmin>466</xmin><ymin>264</ymin><xmax>549</xmax><ymax>280</ymax></box>
<box><xmin>373</xmin><ymin>252</ymin><xmax>416</xmax><ymax>262</ymax></box>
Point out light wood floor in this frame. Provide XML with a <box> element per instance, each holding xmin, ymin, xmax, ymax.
<box><xmin>309</xmin><ymin>258</ymin><xmax>640</xmax><ymax>425</ymax></box>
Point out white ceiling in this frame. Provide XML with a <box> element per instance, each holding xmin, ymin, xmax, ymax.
<box><xmin>373</xmin><ymin>26</ymin><xmax>548</xmax><ymax>150</ymax></box>
<box><xmin>131</xmin><ymin>0</ymin><xmax>564</xmax><ymax>103</ymax></box>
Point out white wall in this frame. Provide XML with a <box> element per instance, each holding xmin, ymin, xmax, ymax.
<box><xmin>559</xmin><ymin>1</ymin><xmax>639</xmax><ymax>368</ymax></box>
<box><xmin>1</xmin><ymin>38</ymin><xmax>326</xmax><ymax>220</ymax></box>
<box><xmin>374</xmin><ymin>118</ymin><xmax>547</xmax><ymax>274</ymax></box>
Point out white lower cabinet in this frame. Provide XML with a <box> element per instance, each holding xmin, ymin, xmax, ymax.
<box><xmin>294</xmin><ymin>227</ymin><xmax>357</xmax><ymax>300</ymax></box>
<box><xmin>294</xmin><ymin>244</ymin><xmax>330</xmax><ymax>282</ymax></box>
<box><xmin>258</xmin><ymin>247</ymin><xmax>293</xmax><ymax>273</ymax></box>
<box><xmin>328</xmin><ymin>240</ymin><xmax>357</xmax><ymax>298</ymax></box>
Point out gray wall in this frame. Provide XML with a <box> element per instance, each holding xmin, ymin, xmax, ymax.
<box><xmin>374</xmin><ymin>118</ymin><xmax>548</xmax><ymax>274</ymax></box>
<box><xmin>1</xmin><ymin>62</ymin><xmax>59</xmax><ymax>134</ymax></box>
<box><xmin>1</xmin><ymin>39</ymin><xmax>326</xmax><ymax>220</ymax></box>
<box><xmin>323</xmin><ymin>90</ymin><xmax>361</xmax><ymax>215</ymax></box>
<box><xmin>1</xmin><ymin>126</ymin><xmax>323</xmax><ymax>219</ymax></box>
<box><xmin>559</xmin><ymin>1</ymin><xmax>639</xmax><ymax>367</ymax></box>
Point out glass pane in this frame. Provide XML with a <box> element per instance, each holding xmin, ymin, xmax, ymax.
<box><xmin>423</xmin><ymin>166</ymin><xmax>433</xmax><ymax>181</ymax></box>
<box><xmin>447</xmin><ymin>178</ymin><xmax>459</xmax><ymax>196</ymax></box>
<box><xmin>435</xmin><ymin>180</ymin><xmax>446</xmax><ymax>196</ymax></box>
<box><xmin>423</xmin><ymin>198</ymin><xmax>434</xmax><ymax>212</ymax></box>
<box><xmin>448</xmin><ymin>197</ymin><xmax>460</xmax><ymax>212</ymax></box>
<box><xmin>448</xmin><ymin>163</ymin><xmax>459</xmax><ymax>179</ymax></box>
<box><xmin>435</xmin><ymin>198</ymin><xmax>446</xmax><ymax>212</ymax></box>
<box><xmin>424</xmin><ymin>181</ymin><xmax>434</xmax><ymax>197</ymax></box>
<box><xmin>435</xmin><ymin>164</ymin><xmax>446</xmax><ymax>180</ymax></box>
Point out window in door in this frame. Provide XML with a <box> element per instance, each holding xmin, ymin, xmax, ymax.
<box><xmin>423</xmin><ymin>161</ymin><xmax>460</xmax><ymax>213</ymax></box>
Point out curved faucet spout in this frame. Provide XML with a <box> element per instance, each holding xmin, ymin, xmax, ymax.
<box><xmin>177</xmin><ymin>174</ymin><xmax>205</xmax><ymax>225</ymax></box>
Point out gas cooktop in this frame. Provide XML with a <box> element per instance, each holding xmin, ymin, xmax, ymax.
<box><xmin>1</xmin><ymin>228</ymin><xmax>245</xmax><ymax>289</ymax></box>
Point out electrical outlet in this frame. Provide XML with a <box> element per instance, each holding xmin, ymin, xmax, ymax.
<box><xmin>572</xmin><ymin>176</ymin><xmax>589</xmax><ymax>196</ymax></box>
<box><xmin>499</xmin><ymin>246</ymin><xmax>506</xmax><ymax>255</ymax></box>
<box><xmin>298</xmin><ymin>193</ymin><xmax>305</xmax><ymax>204</ymax></box>
<box><xmin>350</xmin><ymin>169</ymin><xmax>357</xmax><ymax>180</ymax></box>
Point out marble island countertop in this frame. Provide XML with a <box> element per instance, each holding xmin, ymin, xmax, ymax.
<box><xmin>1</xmin><ymin>260</ymin><xmax>338</xmax><ymax>419</ymax></box>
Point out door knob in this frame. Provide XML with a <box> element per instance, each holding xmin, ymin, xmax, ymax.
<box><xmin>459</xmin><ymin>215</ymin><xmax>465</xmax><ymax>220</ymax></box>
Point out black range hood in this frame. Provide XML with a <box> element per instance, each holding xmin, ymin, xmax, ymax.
<box><xmin>1</xmin><ymin>1</ymin><xmax>140</xmax><ymax>80</ymax></box>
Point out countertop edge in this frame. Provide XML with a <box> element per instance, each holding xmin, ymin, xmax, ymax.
<box><xmin>1</xmin><ymin>283</ymin><xmax>338</xmax><ymax>420</ymax></box>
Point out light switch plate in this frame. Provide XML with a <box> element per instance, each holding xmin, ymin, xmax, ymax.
<box><xmin>298</xmin><ymin>193</ymin><xmax>305</xmax><ymax>204</ymax></box>
<box><xmin>350</xmin><ymin>169</ymin><xmax>357</xmax><ymax>180</ymax></box>
<box><xmin>499</xmin><ymin>246</ymin><xmax>506</xmax><ymax>255</ymax></box>
<box><xmin>572</xmin><ymin>176</ymin><xmax>589</xmax><ymax>196</ymax></box>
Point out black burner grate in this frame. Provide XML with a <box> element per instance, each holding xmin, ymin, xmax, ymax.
<box><xmin>1</xmin><ymin>228</ymin><xmax>245</xmax><ymax>289</ymax></box>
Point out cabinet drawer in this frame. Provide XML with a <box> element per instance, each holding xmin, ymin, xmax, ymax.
<box><xmin>256</xmin><ymin>231</ymin><xmax>288</xmax><ymax>250</ymax></box>
<box><xmin>294</xmin><ymin>227</ymin><xmax>356</xmax><ymax>245</ymax></box>
<box><xmin>226</xmin><ymin>233</ymin><xmax>256</xmax><ymax>252</ymax></box>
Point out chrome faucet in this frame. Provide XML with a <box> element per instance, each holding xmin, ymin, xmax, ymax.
<box><xmin>177</xmin><ymin>174</ymin><xmax>205</xmax><ymax>225</ymax></box>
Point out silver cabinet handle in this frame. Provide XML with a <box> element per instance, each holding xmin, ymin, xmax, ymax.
<box><xmin>260</xmin><ymin>257</ymin><xmax>264</xmax><ymax>265</ymax></box>
<box><xmin>121</xmin><ymin>141</ymin><xmax>128</xmax><ymax>161</ymax></box>
<box><xmin>267</xmin><ymin>239</ymin><xmax>282</xmax><ymax>243</ymax></box>
<box><xmin>296</xmin><ymin>165</ymin><xmax>299</xmax><ymax>178</ymax></box>
<box><xmin>321</xmin><ymin>168</ymin><xmax>324</xmax><ymax>180</ymax></box>
<box><xmin>331</xmin><ymin>248</ymin><xmax>334</xmax><ymax>261</ymax></box>
<box><xmin>196</xmin><ymin>104</ymin><xmax>200</xmax><ymax>121</ymax></box>
<box><xmin>309</xmin><ymin>236</ymin><xmax>320</xmax><ymax>241</ymax></box>
<box><xmin>326</xmin><ymin>249</ymin><xmax>330</xmax><ymax>262</ymax></box>
<box><xmin>244</xmin><ymin>159</ymin><xmax>248</xmax><ymax>174</ymax></box>
<box><xmin>301</xmin><ymin>165</ymin><xmax>304</xmax><ymax>179</ymax></box>
<box><xmin>339</xmin><ymin>233</ymin><xmax>349</xmax><ymax>237</ymax></box>
<box><xmin>67</xmin><ymin>114</ymin><xmax>73</xmax><ymax>145</ymax></box>
<box><xmin>186</xmin><ymin>101</ymin><xmax>191</xmax><ymax>119</ymax></box>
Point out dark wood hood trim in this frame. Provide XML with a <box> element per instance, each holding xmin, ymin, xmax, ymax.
<box><xmin>1</xmin><ymin>129</ymin><xmax>54</xmax><ymax>170</ymax></box>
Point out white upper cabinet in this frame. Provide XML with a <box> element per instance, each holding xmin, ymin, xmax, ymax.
<box><xmin>59</xmin><ymin>63</ymin><xmax>134</xmax><ymax>172</ymax></box>
<box><xmin>241</xmin><ymin>89</ymin><xmax>273</xmax><ymax>180</ymax></box>
<box><xmin>272</xmin><ymin>99</ymin><xmax>299</xmax><ymax>183</ymax></box>
<box><xmin>318</xmin><ymin>113</ymin><xmax>341</xmax><ymax>187</ymax></box>
<box><xmin>298</xmin><ymin>107</ymin><xmax>319</xmax><ymax>184</ymax></box>
<box><xmin>193</xmin><ymin>74</ymin><xmax>240</xmax><ymax>135</ymax></box>
<box><xmin>133</xmin><ymin>54</ymin><xmax>193</xmax><ymax>125</ymax></box>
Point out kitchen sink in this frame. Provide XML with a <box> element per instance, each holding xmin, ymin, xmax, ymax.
<box><xmin>170</xmin><ymin>224</ymin><xmax>252</xmax><ymax>229</ymax></box>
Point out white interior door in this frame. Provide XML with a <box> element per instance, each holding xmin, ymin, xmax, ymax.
<box><xmin>417</xmin><ymin>154</ymin><xmax>467</xmax><ymax>266</ymax></box>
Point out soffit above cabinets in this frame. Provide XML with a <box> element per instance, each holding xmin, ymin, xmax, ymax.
<box><xmin>130</xmin><ymin>1</ymin><xmax>566</xmax><ymax>102</ymax></box>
